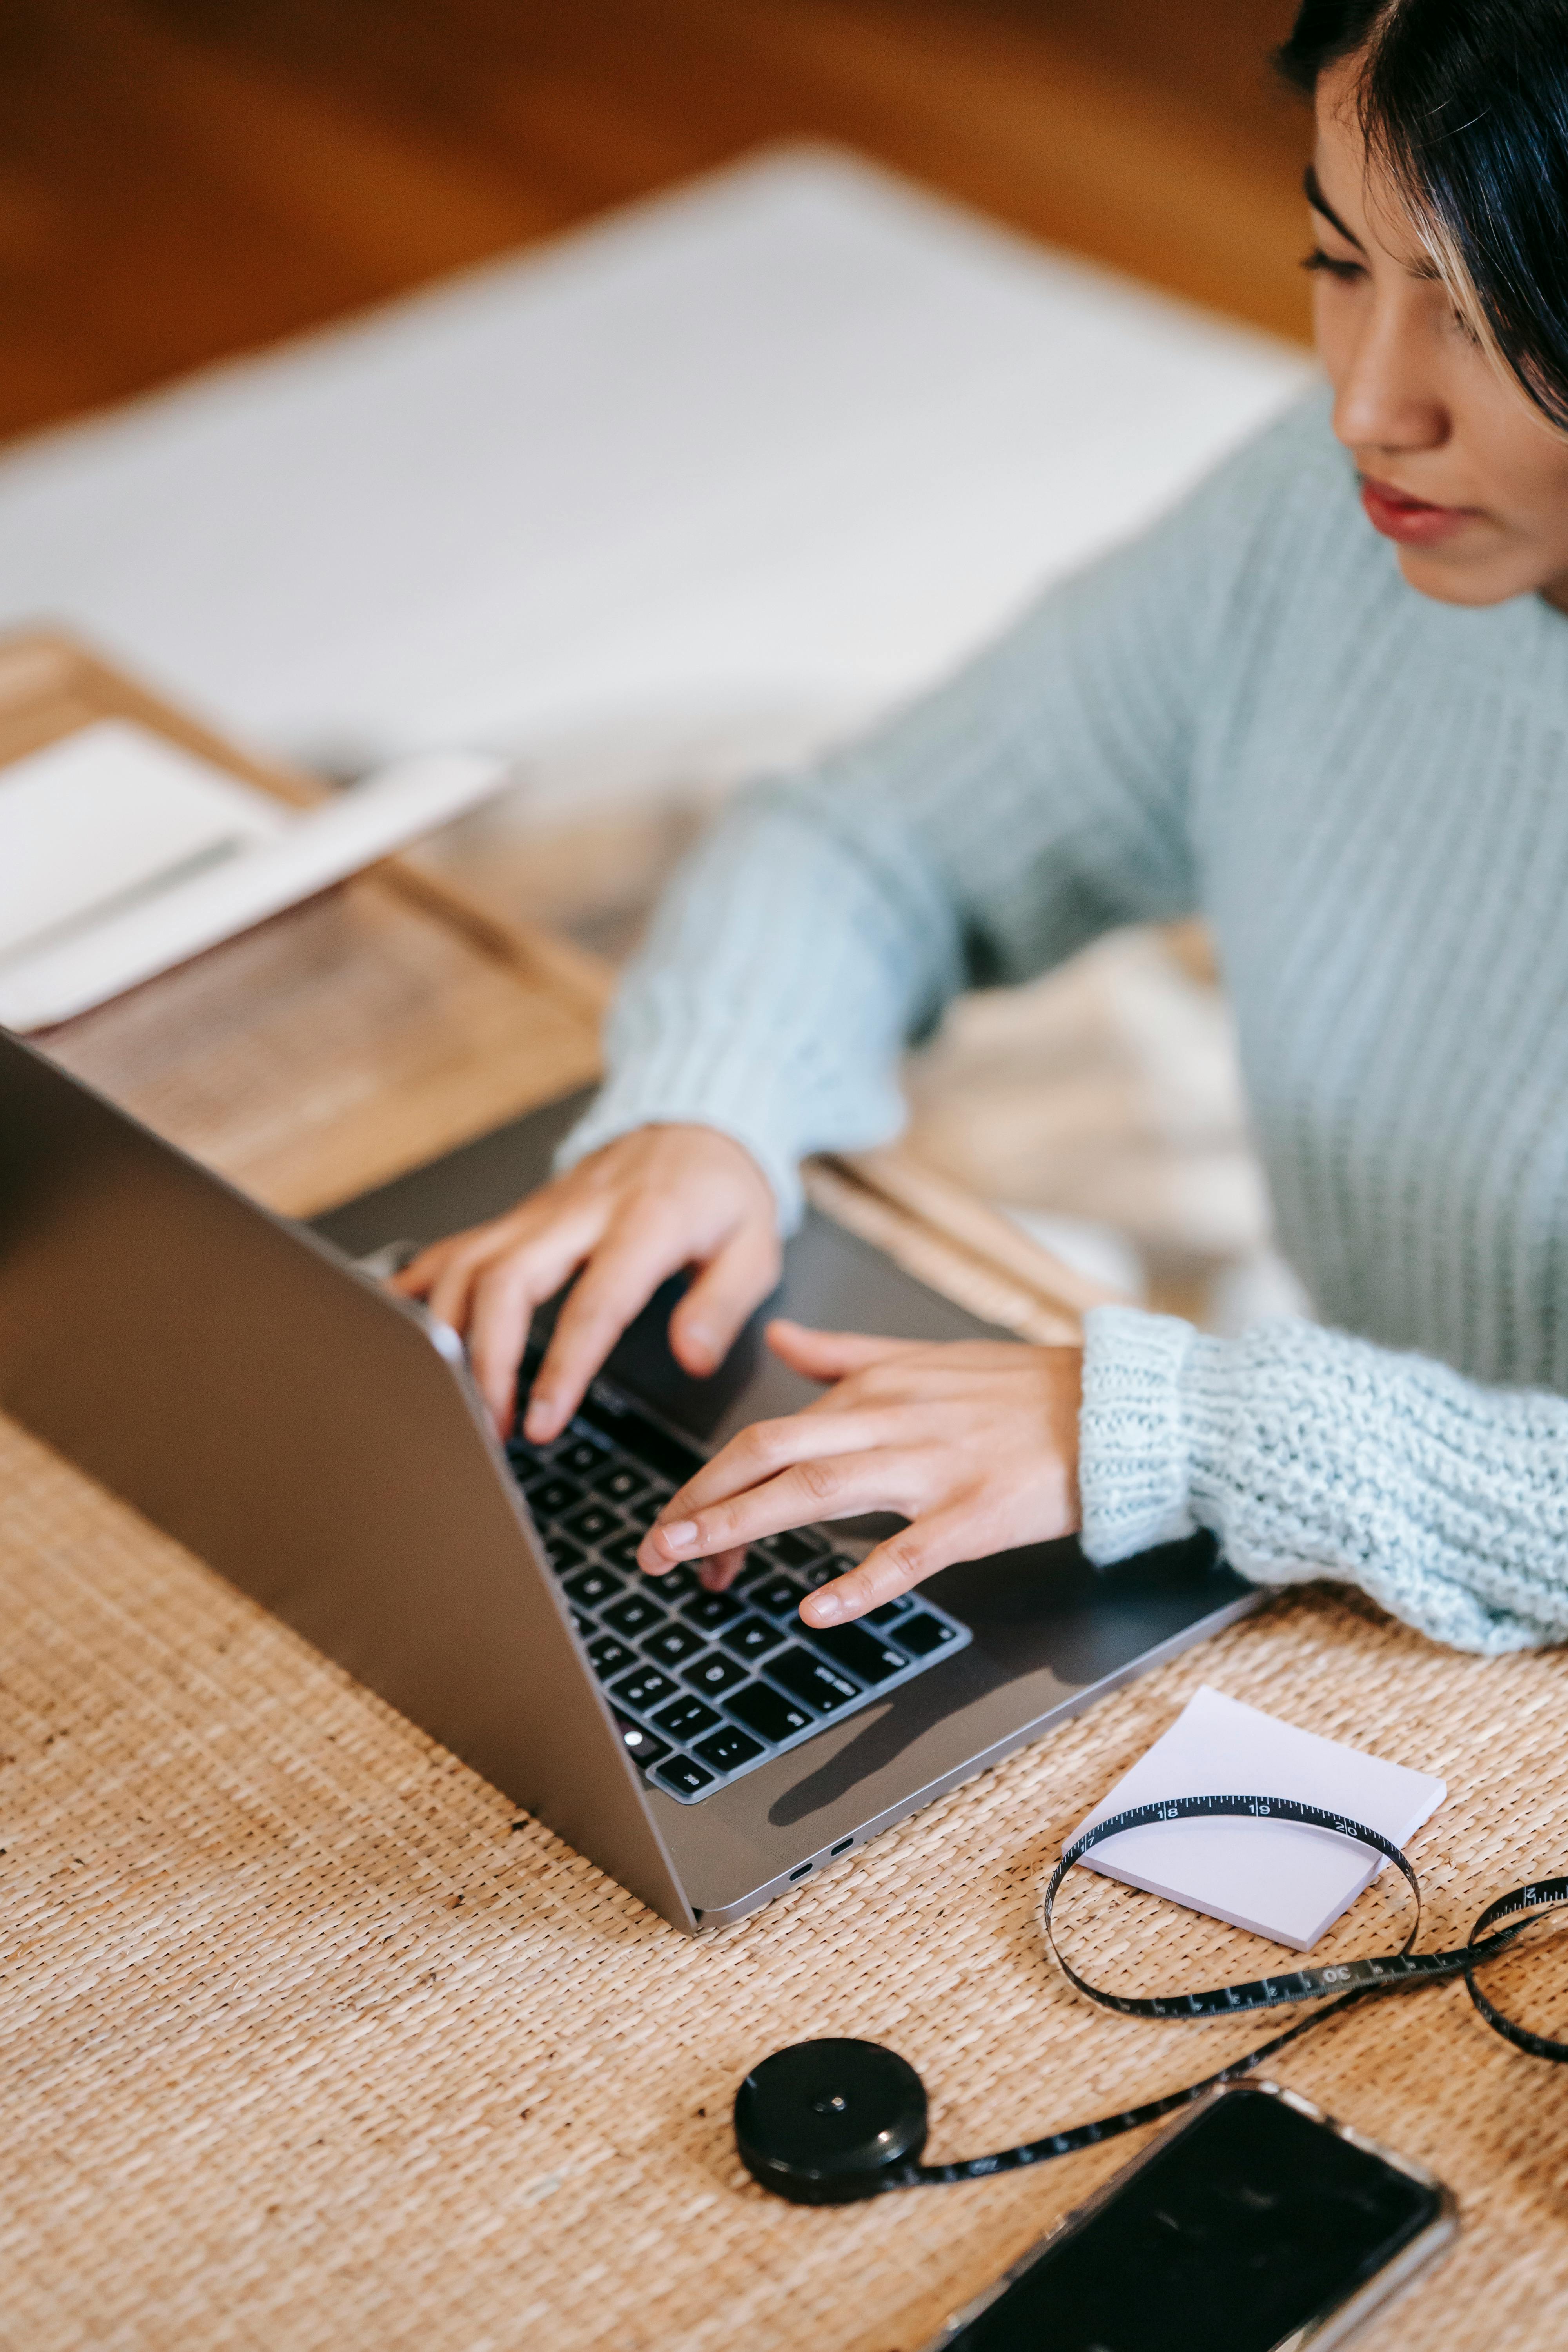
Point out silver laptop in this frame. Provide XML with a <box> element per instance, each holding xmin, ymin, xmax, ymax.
<box><xmin>0</xmin><ymin>1031</ymin><xmax>1259</xmax><ymax>1931</ymax></box>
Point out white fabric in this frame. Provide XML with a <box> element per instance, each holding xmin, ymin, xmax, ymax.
<box><xmin>0</xmin><ymin>147</ymin><xmax>1310</xmax><ymax>795</ymax></box>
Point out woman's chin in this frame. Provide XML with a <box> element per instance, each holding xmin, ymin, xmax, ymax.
<box><xmin>1394</xmin><ymin>541</ymin><xmax>1550</xmax><ymax>608</ymax></box>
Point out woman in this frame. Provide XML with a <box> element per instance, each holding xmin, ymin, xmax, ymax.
<box><xmin>399</xmin><ymin>0</ymin><xmax>1568</xmax><ymax>1655</ymax></box>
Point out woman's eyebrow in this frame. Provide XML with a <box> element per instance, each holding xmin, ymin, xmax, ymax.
<box><xmin>1304</xmin><ymin>163</ymin><xmax>1367</xmax><ymax>252</ymax></box>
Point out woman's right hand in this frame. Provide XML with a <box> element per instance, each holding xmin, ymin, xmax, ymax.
<box><xmin>391</xmin><ymin>1123</ymin><xmax>782</xmax><ymax>1446</ymax></box>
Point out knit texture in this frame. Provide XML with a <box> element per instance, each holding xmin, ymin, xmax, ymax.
<box><xmin>561</xmin><ymin>390</ymin><xmax>1568</xmax><ymax>1652</ymax></box>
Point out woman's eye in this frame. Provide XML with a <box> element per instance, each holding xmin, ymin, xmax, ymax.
<box><xmin>1301</xmin><ymin>247</ymin><xmax>1364</xmax><ymax>283</ymax></box>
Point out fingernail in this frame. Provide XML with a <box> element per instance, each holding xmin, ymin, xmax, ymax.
<box><xmin>523</xmin><ymin>1398</ymin><xmax>554</xmax><ymax>1441</ymax></box>
<box><xmin>806</xmin><ymin>1591</ymin><xmax>844</xmax><ymax>1625</ymax></box>
<box><xmin>658</xmin><ymin>1520</ymin><xmax>698</xmax><ymax>1554</ymax></box>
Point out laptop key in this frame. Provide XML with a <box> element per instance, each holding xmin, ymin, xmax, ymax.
<box><xmin>694</xmin><ymin>1724</ymin><xmax>765</xmax><ymax>1774</ymax></box>
<box><xmin>650</xmin><ymin>1562</ymin><xmax>702</xmax><ymax>1601</ymax></box>
<box><xmin>767</xmin><ymin>1647</ymin><xmax>861</xmax><ymax>1714</ymax></box>
<box><xmin>612</xmin><ymin>1713</ymin><xmax>671</xmax><ymax>1770</ymax></box>
<box><xmin>807</xmin><ymin>1622</ymin><xmax>907</xmax><ymax>1685</ymax></box>
<box><xmin>726</xmin><ymin>1682</ymin><xmax>812</xmax><ymax>1744</ymax></box>
<box><xmin>643</xmin><ymin>1621</ymin><xmax>707</xmax><ymax>1668</ymax></box>
<box><xmin>600</xmin><ymin>1534</ymin><xmax>649</xmax><ymax>1573</ymax></box>
<box><xmin>563</xmin><ymin>1564</ymin><xmax>624</xmax><ymax>1610</ymax></box>
<box><xmin>892</xmin><ymin>1611</ymin><xmax>960</xmax><ymax>1658</ymax></box>
<box><xmin>601</xmin><ymin>1592</ymin><xmax>664</xmax><ymax>1640</ymax></box>
<box><xmin>609</xmin><ymin>1664</ymin><xmax>678</xmax><ymax>1712</ymax></box>
<box><xmin>569</xmin><ymin>1608</ymin><xmax>594</xmax><ymax>1638</ymax></box>
<box><xmin>561</xmin><ymin>1502</ymin><xmax>623</xmax><ymax>1549</ymax></box>
<box><xmin>681</xmin><ymin>1650</ymin><xmax>750</xmax><ymax>1698</ymax></box>
<box><xmin>867</xmin><ymin>1595</ymin><xmax>914</xmax><ymax>1624</ymax></box>
<box><xmin>766</xmin><ymin>1529</ymin><xmax>830</xmax><ymax>1570</ymax></box>
<box><xmin>590</xmin><ymin>1461</ymin><xmax>650</xmax><ymax>1506</ymax></box>
<box><xmin>544</xmin><ymin>1534</ymin><xmax>586</xmax><ymax>1575</ymax></box>
<box><xmin>554</xmin><ymin>1436</ymin><xmax>608</xmax><ymax>1479</ymax></box>
<box><xmin>681</xmin><ymin>1590</ymin><xmax>743</xmax><ymax>1632</ymax></box>
<box><xmin>652</xmin><ymin>1695</ymin><xmax>723</xmax><ymax>1743</ymax></box>
<box><xmin>588</xmin><ymin>1633</ymin><xmax>637</xmax><ymax>1680</ymax></box>
<box><xmin>720</xmin><ymin>1615</ymin><xmax>788</xmax><ymax>1662</ymax></box>
<box><xmin>652</xmin><ymin>1753</ymin><xmax>717</xmax><ymax>1799</ymax></box>
<box><xmin>751</xmin><ymin>1575</ymin><xmax>808</xmax><ymax>1620</ymax></box>
<box><xmin>527</xmin><ymin>1473</ymin><xmax>584</xmax><ymax>1520</ymax></box>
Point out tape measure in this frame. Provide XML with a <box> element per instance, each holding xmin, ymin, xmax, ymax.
<box><xmin>735</xmin><ymin>1793</ymin><xmax>1568</xmax><ymax>2203</ymax></box>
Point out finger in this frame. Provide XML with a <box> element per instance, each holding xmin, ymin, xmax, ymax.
<box><xmin>800</xmin><ymin>1506</ymin><xmax>979</xmax><ymax>1627</ymax></box>
<box><xmin>396</xmin><ymin>1223</ymin><xmax>515</xmax><ymax>1306</ymax></box>
<box><xmin>764</xmin><ymin>1320</ymin><xmax>919</xmax><ymax>1381</ymax></box>
<box><xmin>525</xmin><ymin>1218</ymin><xmax>687</xmax><ymax>1442</ymax></box>
<box><xmin>465</xmin><ymin>1254</ymin><xmax>546</xmax><ymax>1437</ymax></box>
<box><xmin>639</xmin><ymin>1448</ymin><xmax>914</xmax><ymax>1572</ymax></box>
<box><xmin>390</xmin><ymin>1236</ymin><xmax>454</xmax><ymax>1298</ymax></box>
<box><xmin>646</xmin><ymin>1409</ymin><xmax>891</xmax><ymax>1531</ymax></box>
<box><xmin>425</xmin><ymin>1214</ymin><xmax>592</xmax><ymax>1345</ymax></box>
<box><xmin>669</xmin><ymin>1226</ymin><xmax>780</xmax><ymax>1375</ymax></box>
<box><xmin>426</xmin><ymin>1239</ymin><xmax>503</xmax><ymax>1337</ymax></box>
<box><xmin>698</xmin><ymin>1545</ymin><xmax>748</xmax><ymax>1592</ymax></box>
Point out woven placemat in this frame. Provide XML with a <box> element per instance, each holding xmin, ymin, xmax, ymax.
<box><xmin>3</xmin><ymin>1408</ymin><xmax>1566</xmax><ymax>2351</ymax></box>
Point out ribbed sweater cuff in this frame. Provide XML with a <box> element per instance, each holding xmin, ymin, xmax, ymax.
<box><xmin>1078</xmin><ymin>1303</ymin><xmax>1208</xmax><ymax>1563</ymax></box>
<box><xmin>553</xmin><ymin>1042</ymin><xmax>806</xmax><ymax>1232</ymax></box>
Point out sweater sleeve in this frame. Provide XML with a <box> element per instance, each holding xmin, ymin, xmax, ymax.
<box><xmin>1078</xmin><ymin>1304</ymin><xmax>1568</xmax><ymax>1654</ymax></box>
<box><xmin>555</xmin><ymin>401</ymin><xmax>1303</xmax><ymax>1225</ymax></box>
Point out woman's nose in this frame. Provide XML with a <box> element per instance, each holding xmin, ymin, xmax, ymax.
<box><xmin>1331</xmin><ymin>294</ymin><xmax>1449</xmax><ymax>459</ymax></box>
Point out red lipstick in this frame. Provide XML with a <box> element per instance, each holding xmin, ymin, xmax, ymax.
<box><xmin>1359</xmin><ymin>475</ymin><xmax>1479</xmax><ymax>546</ymax></box>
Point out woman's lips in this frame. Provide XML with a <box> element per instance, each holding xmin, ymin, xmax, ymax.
<box><xmin>1360</xmin><ymin>475</ymin><xmax>1481</xmax><ymax>546</ymax></box>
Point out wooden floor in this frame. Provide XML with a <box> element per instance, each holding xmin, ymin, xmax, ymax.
<box><xmin>0</xmin><ymin>0</ymin><xmax>1312</xmax><ymax>446</ymax></box>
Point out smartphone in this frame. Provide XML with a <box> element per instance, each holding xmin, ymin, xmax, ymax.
<box><xmin>921</xmin><ymin>2082</ymin><xmax>1456</xmax><ymax>2352</ymax></box>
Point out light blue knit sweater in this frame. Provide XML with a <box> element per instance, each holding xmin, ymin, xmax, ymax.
<box><xmin>561</xmin><ymin>391</ymin><xmax>1568</xmax><ymax>1657</ymax></box>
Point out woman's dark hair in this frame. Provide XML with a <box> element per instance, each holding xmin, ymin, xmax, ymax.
<box><xmin>1277</xmin><ymin>0</ymin><xmax>1568</xmax><ymax>428</ymax></box>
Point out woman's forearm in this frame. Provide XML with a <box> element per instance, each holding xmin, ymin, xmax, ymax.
<box><xmin>555</xmin><ymin>783</ymin><xmax>964</xmax><ymax>1226</ymax></box>
<box><xmin>558</xmin><ymin>423</ymin><xmax>1265</xmax><ymax>1221</ymax></box>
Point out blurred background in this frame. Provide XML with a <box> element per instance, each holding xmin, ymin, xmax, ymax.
<box><xmin>0</xmin><ymin>0</ymin><xmax>1320</xmax><ymax>1324</ymax></box>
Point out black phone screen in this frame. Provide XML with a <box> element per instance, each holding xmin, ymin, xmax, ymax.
<box><xmin>946</xmin><ymin>2087</ymin><xmax>1444</xmax><ymax>2352</ymax></box>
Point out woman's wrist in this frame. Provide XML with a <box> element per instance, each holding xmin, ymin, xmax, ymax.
<box><xmin>1077</xmin><ymin>1304</ymin><xmax>1202</xmax><ymax>1564</ymax></box>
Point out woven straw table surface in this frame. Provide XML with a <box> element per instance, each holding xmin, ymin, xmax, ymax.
<box><xmin>5</xmin><ymin>630</ymin><xmax>1565</xmax><ymax>2347</ymax></box>
<box><xmin>3</xmin><ymin>1404</ymin><xmax>1566</xmax><ymax>2351</ymax></box>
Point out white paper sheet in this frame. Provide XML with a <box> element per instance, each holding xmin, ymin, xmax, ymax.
<box><xmin>0</xmin><ymin>719</ymin><xmax>510</xmax><ymax>1027</ymax></box>
<box><xmin>0</xmin><ymin>720</ymin><xmax>283</xmax><ymax>962</ymax></box>
<box><xmin>1074</xmin><ymin>1686</ymin><xmax>1446</xmax><ymax>1952</ymax></box>
<box><xmin>0</xmin><ymin>148</ymin><xmax>1313</xmax><ymax>799</ymax></box>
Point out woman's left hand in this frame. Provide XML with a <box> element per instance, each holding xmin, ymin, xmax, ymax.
<box><xmin>636</xmin><ymin>1319</ymin><xmax>1083</xmax><ymax>1628</ymax></box>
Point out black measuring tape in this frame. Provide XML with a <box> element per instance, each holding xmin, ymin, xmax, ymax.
<box><xmin>735</xmin><ymin>1793</ymin><xmax>1568</xmax><ymax>2203</ymax></box>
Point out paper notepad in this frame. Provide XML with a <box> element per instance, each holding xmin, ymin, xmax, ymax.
<box><xmin>1074</xmin><ymin>1686</ymin><xmax>1446</xmax><ymax>1952</ymax></box>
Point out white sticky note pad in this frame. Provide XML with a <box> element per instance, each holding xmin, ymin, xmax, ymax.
<box><xmin>0</xmin><ymin>718</ymin><xmax>284</xmax><ymax>963</ymax></box>
<box><xmin>1074</xmin><ymin>1686</ymin><xmax>1446</xmax><ymax>1953</ymax></box>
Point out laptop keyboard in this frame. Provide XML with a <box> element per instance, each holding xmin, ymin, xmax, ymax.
<box><xmin>506</xmin><ymin>1367</ymin><xmax>971</xmax><ymax>1804</ymax></box>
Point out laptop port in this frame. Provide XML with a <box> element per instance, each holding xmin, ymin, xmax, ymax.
<box><xmin>829</xmin><ymin>1837</ymin><xmax>853</xmax><ymax>1856</ymax></box>
<box><xmin>788</xmin><ymin>1862</ymin><xmax>813</xmax><ymax>1880</ymax></box>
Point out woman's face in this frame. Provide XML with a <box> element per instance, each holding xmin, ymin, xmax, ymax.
<box><xmin>1312</xmin><ymin>58</ymin><xmax>1568</xmax><ymax>612</ymax></box>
